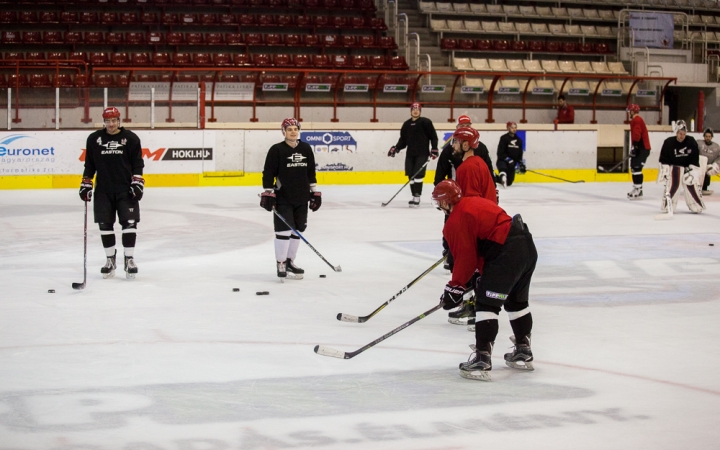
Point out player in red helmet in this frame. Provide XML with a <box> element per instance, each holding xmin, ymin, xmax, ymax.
<box><xmin>80</xmin><ymin>106</ymin><xmax>144</xmax><ymax>279</ymax></box>
<box><xmin>261</xmin><ymin>118</ymin><xmax>320</xmax><ymax>280</ymax></box>
<box><xmin>433</xmin><ymin>180</ymin><xmax>538</xmax><ymax>381</ymax></box>
<box><xmin>388</xmin><ymin>102</ymin><xmax>439</xmax><ymax>207</ymax></box>
<box><xmin>496</xmin><ymin>121</ymin><xmax>524</xmax><ymax>188</ymax></box>
<box><xmin>626</xmin><ymin>104</ymin><xmax>651</xmax><ymax>199</ymax></box>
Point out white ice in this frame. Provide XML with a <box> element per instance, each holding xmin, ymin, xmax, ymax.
<box><xmin>1</xmin><ymin>181</ymin><xmax>719</xmax><ymax>449</ymax></box>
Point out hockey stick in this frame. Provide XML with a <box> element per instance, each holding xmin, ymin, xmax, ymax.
<box><xmin>525</xmin><ymin>169</ymin><xmax>585</xmax><ymax>184</ymax></box>
<box><xmin>598</xmin><ymin>156</ymin><xmax>630</xmax><ymax>173</ymax></box>
<box><xmin>272</xmin><ymin>208</ymin><xmax>342</xmax><ymax>272</ymax></box>
<box><xmin>337</xmin><ymin>255</ymin><xmax>446</xmax><ymax>323</ymax></box>
<box><xmin>72</xmin><ymin>201</ymin><xmax>88</xmax><ymax>290</ymax></box>
<box><xmin>315</xmin><ymin>303</ymin><xmax>443</xmax><ymax>359</ymax></box>
<box><xmin>381</xmin><ymin>159</ymin><xmax>431</xmax><ymax>207</ymax></box>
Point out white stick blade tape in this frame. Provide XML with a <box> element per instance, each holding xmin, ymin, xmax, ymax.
<box><xmin>339</xmin><ymin>314</ymin><xmax>359</xmax><ymax>323</ymax></box>
<box><xmin>314</xmin><ymin>345</ymin><xmax>346</xmax><ymax>359</ymax></box>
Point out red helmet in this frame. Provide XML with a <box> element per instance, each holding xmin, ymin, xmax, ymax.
<box><xmin>410</xmin><ymin>102</ymin><xmax>422</xmax><ymax>111</ymax></box>
<box><xmin>452</xmin><ymin>127</ymin><xmax>480</xmax><ymax>149</ymax></box>
<box><xmin>506</xmin><ymin>121</ymin><xmax>517</xmax><ymax>128</ymax></box>
<box><xmin>102</xmin><ymin>107</ymin><xmax>120</xmax><ymax>120</ymax></box>
<box><xmin>432</xmin><ymin>180</ymin><xmax>463</xmax><ymax>206</ymax></box>
<box><xmin>281</xmin><ymin>118</ymin><xmax>300</xmax><ymax>132</ymax></box>
<box><xmin>627</xmin><ymin>104</ymin><xmax>640</xmax><ymax>114</ymax></box>
<box><xmin>457</xmin><ymin>115</ymin><xmax>472</xmax><ymax>125</ymax></box>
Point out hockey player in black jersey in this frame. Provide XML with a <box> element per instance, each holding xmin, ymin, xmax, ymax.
<box><xmin>657</xmin><ymin>120</ymin><xmax>705</xmax><ymax>214</ymax></box>
<box><xmin>80</xmin><ymin>107</ymin><xmax>145</xmax><ymax>279</ymax></box>
<box><xmin>388</xmin><ymin>102</ymin><xmax>439</xmax><ymax>207</ymax></box>
<box><xmin>496</xmin><ymin>121</ymin><xmax>525</xmax><ymax>188</ymax></box>
<box><xmin>260</xmin><ymin>118</ymin><xmax>321</xmax><ymax>279</ymax></box>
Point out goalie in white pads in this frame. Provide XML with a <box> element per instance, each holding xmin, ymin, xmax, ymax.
<box><xmin>699</xmin><ymin>128</ymin><xmax>720</xmax><ymax>195</ymax></box>
<box><xmin>657</xmin><ymin>120</ymin><xmax>705</xmax><ymax>214</ymax></box>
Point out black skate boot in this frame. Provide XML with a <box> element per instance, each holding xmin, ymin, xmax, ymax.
<box><xmin>276</xmin><ymin>261</ymin><xmax>287</xmax><ymax>280</ymax></box>
<box><xmin>459</xmin><ymin>342</ymin><xmax>493</xmax><ymax>381</ymax></box>
<box><xmin>285</xmin><ymin>258</ymin><xmax>304</xmax><ymax>280</ymax></box>
<box><xmin>504</xmin><ymin>334</ymin><xmax>534</xmax><ymax>371</ymax></box>
<box><xmin>448</xmin><ymin>299</ymin><xmax>475</xmax><ymax>325</ymax></box>
<box><xmin>627</xmin><ymin>186</ymin><xmax>643</xmax><ymax>200</ymax></box>
<box><xmin>101</xmin><ymin>251</ymin><xmax>117</xmax><ymax>279</ymax></box>
<box><xmin>124</xmin><ymin>255</ymin><xmax>138</xmax><ymax>279</ymax></box>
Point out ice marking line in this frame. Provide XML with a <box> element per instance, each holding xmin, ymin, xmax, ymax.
<box><xmin>1</xmin><ymin>339</ymin><xmax>718</xmax><ymax>397</ymax></box>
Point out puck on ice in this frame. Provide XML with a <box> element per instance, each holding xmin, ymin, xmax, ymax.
<box><xmin>233</xmin><ymin>288</ymin><xmax>240</xmax><ymax>292</ymax></box>
<box><xmin>711</xmin><ymin>243</ymin><xmax>715</xmax><ymax>246</ymax></box>
<box><xmin>48</xmin><ymin>289</ymin><xmax>55</xmax><ymax>293</ymax></box>
<box><xmin>256</xmin><ymin>291</ymin><xmax>269</xmax><ymax>295</ymax></box>
<box><xmin>319</xmin><ymin>275</ymin><xmax>326</xmax><ymax>278</ymax></box>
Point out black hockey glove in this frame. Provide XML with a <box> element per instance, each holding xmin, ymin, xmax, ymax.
<box><xmin>260</xmin><ymin>191</ymin><xmax>276</xmax><ymax>212</ymax></box>
<box><xmin>388</xmin><ymin>146</ymin><xmax>397</xmax><ymax>157</ymax></box>
<box><xmin>309</xmin><ymin>191</ymin><xmax>322</xmax><ymax>212</ymax></box>
<box><xmin>517</xmin><ymin>162</ymin><xmax>527</xmax><ymax>174</ymax></box>
<box><xmin>441</xmin><ymin>283</ymin><xmax>466</xmax><ymax>310</ymax></box>
<box><xmin>430</xmin><ymin>148</ymin><xmax>439</xmax><ymax>160</ymax></box>
<box><xmin>79</xmin><ymin>177</ymin><xmax>93</xmax><ymax>202</ymax></box>
<box><xmin>130</xmin><ymin>175</ymin><xmax>145</xmax><ymax>200</ymax></box>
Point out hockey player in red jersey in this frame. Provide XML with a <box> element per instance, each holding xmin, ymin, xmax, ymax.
<box><xmin>433</xmin><ymin>180</ymin><xmax>538</xmax><ymax>381</ymax></box>
<box><xmin>260</xmin><ymin>118</ymin><xmax>321</xmax><ymax>279</ymax></box>
<box><xmin>627</xmin><ymin>104</ymin><xmax>651</xmax><ymax>200</ymax></box>
<box><xmin>80</xmin><ymin>107</ymin><xmax>144</xmax><ymax>279</ymax></box>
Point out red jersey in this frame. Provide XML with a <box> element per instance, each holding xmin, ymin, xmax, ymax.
<box><xmin>456</xmin><ymin>156</ymin><xmax>498</xmax><ymax>203</ymax></box>
<box><xmin>630</xmin><ymin>115</ymin><xmax>651</xmax><ymax>151</ymax></box>
<box><xmin>557</xmin><ymin>104</ymin><xmax>575</xmax><ymax>124</ymax></box>
<box><xmin>443</xmin><ymin>197</ymin><xmax>512</xmax><ymax>287</ymax></box>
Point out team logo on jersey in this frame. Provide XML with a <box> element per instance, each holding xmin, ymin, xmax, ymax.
<box><xmin>100</xmin><ymin>140</ymin><xmax>125</xmax><ymax>155</ymax></box>
<box><xmin>287</xmin><ymin>153</ymin><xmax>307</xmax><ymax>167</ymax></box>
<box><xmin>485</xmin><ymin>290</ymin><xmax>508</xmax><ymax>300</ymax></box>
<box><xmin>509</xmin><ymin>139</ymin><xmax>519</xmax><ymax>148</ymax></box>
<box><xmin>675</xmin><ymin>146</ymin><xmax>691</xmax><ymax>157</ymax></box>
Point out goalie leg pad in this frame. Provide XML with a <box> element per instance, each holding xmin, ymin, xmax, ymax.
<box><xmin>684</xmin><ymin>183</ymin><xmax>706</xmax><ymax>213</ymax></box>
<box><xmin>661</xmin><ymin>166</ymin><xmax>683</xmax><ymax>212</ymax></box>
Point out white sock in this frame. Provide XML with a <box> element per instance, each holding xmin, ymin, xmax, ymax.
<box><xmin>287</xmin><ymin>236</ymin><xmax>301</xmax><ymax>261</ymax></box>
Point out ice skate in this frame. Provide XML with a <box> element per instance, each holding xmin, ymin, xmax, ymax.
<box><xmin>702</xmin><ymin>190</ymin><xmax>713</xmax><ymax>196</ymax></box>
<box><xmin>277</xmin><ymin>261</ymin><xmax>287</xmax><ymax>281</ymax></box>
<box><xmin>504</xmin><ymin>335</ymin><xmax>534</xmax><ymax>371</ymax></box>
<box><xmin>459</xmin><ymin>342</ymin><xmax>493</xmax><ymax>381</ymax></box>
<box><xmin>467</xmin><ymin>318</ymin><xmax>475</xmax><ymax>332</ymax></box>
<box><xmin>285</xmin><ymin>258</ymin><xmax>304</xmax><ymax>280</ymax></box>
<box><xmin>448</xmin><ymin>300</ymin><xmax>475</xmax><ymax>325</ymax></box>
<box><xmin>499</xmin><ymin>172</ymin><xmax>507</xmax><ymax>188</ymax></box>
<box><xmin>124</xmin><ymin>255</ymin><xmax>138</xmax><ymax>279</ymax></box>
<box><xmin>100</xmin><ymin>251</ymin><xmax>116</xmax><ymax>279</ymax></box>
<box><xmin>408</xmin><ymin>196</ymin><xmax>420</xmax><ymax>208</ymax></box>
<box><xmin>627</xmin><ymin>186</ymin><xmax>643</xmax><ymax>200</ymax></box>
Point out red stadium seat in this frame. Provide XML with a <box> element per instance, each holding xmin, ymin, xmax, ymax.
<box><xmin>320</xmin><ymin>75</ymin><xmax>338</xmax><ymax>89</ymax></box>
<box><xmin>245</xmin><ymin>33</ymin><xmax>263</xmax><ymax>45</ymax></box>
<box><xmin>206</xmin><ymin>33</ymin><xmax>223</xmax><ymax>45</ymax></box>
<box><xmin>44</xmin><ymin>31</ymin><xmax>63</xmax><ymax>44</ymax></box>
<box><xmin>141</xmin><ymin>12</ymin><xmax>158</xmax><ymax>24</ymax></box>
<box><xmin>60</xmin><ymin>12</ymin><xmax>78</xmax><ymax>24</ymax></box>
<box><xmin>53</xmin><ymin>73</ymin><xmax>74</xmax><ymax>88</ymax></box>
<box><xmin>100</xmin><ymin>12</ymin><xmax>118</xmax><ymax>25</ymax></box>
<box><xmin>126</xmin><ymin>32</ymin><xmax>145</xmax><ymax>45</ymax></box>
<box><xmin>231</xmin><ymin>0</ymin><xmax>248</xmax><ymax>4</ymax></box>
<box><xmin>458</xmin><ymin>39</ymin><xmax>474</xmax><ymax>50</ymax></box>
<box><xmin>148</xmin><ymin>32</ymin><xmax>165</xmax><ymax>45</ymax></box>
<box><xmin>351</xmin><ymin>55</ymin><xmax>369</xmax><ymax>69</ymax></box>
<box><xmin>20</xmin><ymin>11</ymin><xmax>39</xmax><ymax>23</ymax></box>
<box><xmin>1</xmin><ymin>31</ymin><xmax>20</xmax><ymax>45</ymax></box>
<box><xmin>361</xmin><ymin>75</ymin><xmax>378</xmax><ymax>90</ymax></box>
<box><xmin>546</xmin><ymin>41</ymin><xmax>561</xmax><ymax>52</ymax></box>
<box><xmin>389</xmin><ymin>55</ymin><xmax>408</xmax><ymax>70</ymax></box>
<box><xmin>152</xmin><ymin>52</ymin><xmax>171</xmax><ymax>65</ymax></box>
<box><xmin>359</xmin><ymin>35</ymin><xmax>376</xmax><ymax>47</ymax></box>
<box><xmin>93</xmin><ymin>74</ymin><xmax>115</xmax><ymax>87</ymax></box>
<box><xmin>322</xmin><ymin>0</ymin><xmax>337</xmax><ymax>7</ymax></box>
<box><xmin>440</xmin><ymin>38</ymin><xmax>457</xmax><ymax>50</ymax></box>
<box><xmin>529</xmin><ymin>41</ymin><xmax>544</xmax><ymax>52</ymax></box>
<box><xmin>4</xmin><ymin>52</ymin><xmax>24</xmax><ymax>61</ymax></box>
<box><xmin>106</xmin><ymin>32</ymin><xmax>125</xmax><ymax>45</ymax></box>
<box><xmin>368</xmin><ymin>17</ymin><xmax>386</xmax><ymax>29</ymax></box>
<box><xmin>265</xmin><ymin>33</ymin><xmax>282</xmax><ymax>46</ymax></box>
<box><xmin>225</xmin><ymin>33</ymin><xmax>244</xmax><ymax>45</ymax></box>
<box><xmin>341</xmin><ymin>35</ymin><xmax>357</xmax><ymax>47</ymax></box>
<box><xmin>595</xmin><ymin>43</ymin><xmax>609</xmax><ymax>53</ymax></box>
<box><xmin>219</xmin><ymin>73</ymin><xmax>240</xmax><ymax>82</ymax></box>
<box><xmin>159</xmin><ymin>73</ymin><xmax>174</xmax><ymax>82</ymax></box>
<box><xmin>250</xmin><ymin>0</ymin><xmax>264</xmax><ymax>6</ymax></box>
<box><xmin>193</xmin><ymin>53</ymin><xmax>212</xmax><ymax>65</ymax></box>
<box><xmin>273</xmin><ymin>53</ymin><xmax>292</xmax><ymax>67</ymax></box>
<box><xmin>134</xmin><ymin>74</ymin><xmax>157</xmax><ymax>82</ymax></box>
<box><xmin>378</xmin><ymin>36</ymin><xmax>396</xmax><ymax>48</ymax></box>
<box><xmin>8</xmin><ymin>74</ymin><xmax>30</xmax><ymax>88</ymax></box>
<box><xmin>26</xmin><ymin>52</ymin><xmax>45</xmax><ymax>61</ymax></box>
<box><xmin>370</xmin><ymin>55</ymin><xmax>388</xmax><ymax>69</ymax></box>
<box><xmin>312</xmin><ymin>54</ymin><xmax>331</xmax><ymax>68</ymax></box>
<box><xmin>333</xmin><ymin>16</ymin><xmax>348</xmax><ymax>28</ymax></box>
<box><xmin>285</xmin><ymin>34</ymin><xmax>301</xmax><ymax>46</ymax></box>
<box><xmin>40</xmin><ymin>12</ymin><xmax>59</xmax><ymax>23</ymax></box>
<box><xmin>283</xmin><ymin>74</ymin><xmax>298</xmax><ymax>89</ymax></box>
<box><xmin>180</xmin><ymin>13</ymin><xmax>198</xmax><ymax>24</ymax></box>
<box><xmin>131</xmin><ymin>52</ymin><xmax>150</xmax><ymax>65</ymax></box>
<box><xmin>305</xmin><ymin>0</ymin><xmax>319</xmax><ymax>6</ymax></box>
<box><xmin>313</xmin><ymin>15</ymin><xmax>329</xmax><ymax>27</ymax></box>
<box><xmin>511</xmin><ymin>41</ymin><xmax>526</xmax><ymax>51</ymax></box>
<box><xmin>233</xmin><ymin>53</ymin><xmax>251</xmax><ymax>66</ymax></box>
<box><xmin>213</xmin><ymin>53</ymin><xmax>232</xmax><ymax>65</ymax></box>
<box><xmin>342</xmin><ymin>0</ymin><xmax>355</xmax><ymax>9</ymax></box>
<box><xmin>23</xmin><ymin>31</ymin><xmax>42</xmax><ymax>44</ymax></box>
<box><xmin>295</xmin><ymin>15</ymin><xmax>311</xmax><ymax>27</ymax></box>
<box><xmin>89</xmin><ymin>52</ymin><xmax>109</xmax><ymax>65</ymax></box>
<box><xmin>117</xmin><ymin>74</ymin><xmax>130</xmax><ymax>88</ymax></box>
<box><xmin>303</xmin><ymin>34</ymin><xmax>320</xmax><ymax>46</ymax></box>
<box><xmin>30</xmin><ymin>74</ymin><xmax>52</xmax><ymax>87</ymax></box>
<box><xmin>322</xmin><ymin>34</ymin><xmax>340</xmax><ymax>47</ymax></box>
<box><xmin>85</xmin><ymin>32</ymin><xmax>104</xmax><ymax>45</ymax></box>
<box><xmin>173</xmin><ymin>53</ymin><xmax>192</xmax><ymax>65</ymax></box>
<box><xmin>167</xmin><ymin>32</ymin><xmax>185</xmax><ymax>45</ymax></box>
<box><xmin>493</xmin><ymin>40</ymin><xmax>509</xmax><ymax>51</ymax></box>
<box><xmin>219</xmin><ymin>13</ymin><xmax>237</xmax><ymax>25</ymax></box>
<box><xmin>253</xmin><ymin>53</ymin><xmax>272</xmax><ymax>67</ymax></box>
<box><xmin>0</xmin><ymin>11</ymin><xmax>17</xmax><ymax>23</ymax></box>
<box><xmin>562</xmin><ymin>42</ymin><xmax>577</xmax><ymax>53</ymax></box>
<box><xmin>294</xmin><ymin>54</ymin><xmax>311</xmax><ymax>67</ymax></box>
<box><xmin>476</xmin><ymin>39</ymin><xmax>492</xmax><ymax>51</ymax></box>
<box><xmin>301</xmin><ymin>75</ymin><xmax>320</xmax><ymax>88</ymax></box>
<box><xmin>200</xmin><ymin>13</ymin><xmax>217</xmax><ymax>25</ymax></box>
<box><xmin>358</xmin><ymin>0</ymin><xmax>374</xmax><ymax>9</ymax></box>
<box><xmin>277</xmin><ymin>15</ymin><xmax>293</xmax><ymax>27</ymax></box>
<box><xmin>74</xmin><ymin>73</ymin><xmax>89</xmax><ymax>87</ymax></box>
<box><xmin>68</xmin><ymin>52</ymin><xmax>87</xmax><ymax>63</ymax></box>
<box><xmin>120</xmin><ymin>12</ymin><xmax>139</xmax><ymax>25</ymax></box>
<box><xmin>47</xmin><ymin>52</ymin><xmax>67</xmax><ymax>62</ymax></box>
<box><xmin>239</xmin><ymin>14</ymin><xmax>256</xmax><ymax>26</ymax></box>
<box><xmin>212</xmin><ymin>0</ymin><xmax>228</xmax><ymax>3</ymax></box>
<box><xmin>111</xmin><ymin>52</ymin><xmax>130</xmax><ymax>65</ymax></box>
<box><xmin>579</xmin><ymin>43</ymin><xmax>594</xmax><ymax>53</ymax></box>
<box><xmin>176</xmin><ymin>74</ymin><xmax>199</xmax><ymax>82</ymax></box>
<box><xmin>64</xmin><ymin>32</ymin><xmax>83</xmax><ymax>44</ymax></box>
<box><xmin>186</xmin><ymin>33</ymin><xmax>204</xmax><ymax>45</ymax></box>
<box><xmin>80</xmin><ymin>12</ymin><xmax>97</xmax><ymax>24</ymax></box>
<box><xmin>162</xmin><ymin>13</ymin><xmax>179</xmax><ymax>25</ymax></box>
<box><xmin>351</xmin><ymin>17</ymin><xmax>365</xmax><ymax>28</ymax></box>
<box><xmin>268</xmin><ymin>0</ymin><xmax>284</xmax><ymax>6</ymax></box>
<box><xmin>258</xmin><ymin>14</ymin><xmax>275</xmax><ymax>26</ymax></box>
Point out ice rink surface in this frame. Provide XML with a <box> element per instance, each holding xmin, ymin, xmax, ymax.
<box><xmin>1</xmin><ymin>181</ymin><xmax>719</xmax><ymax>449</ymax></box>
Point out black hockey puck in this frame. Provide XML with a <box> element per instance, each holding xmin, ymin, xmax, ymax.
<box><xmin>319</xmin><ymin>274</ymin><xmax>326</xmax><ymax>278</ymax></box>
<box><xmin>710</xmin><ymin>243</ymin><xmax>715</xmax><ymax>246</ymax></box>
<box><xmin>256</xmin><ymin>291</ymin><xmax>269</xmax><ymax>295</ymax></box>
<box><xmin>48</xmin><ymin>289</ymin><xmax>55</xmax><ymax>293</ymax></box>
<box><xmin>233</xmin><ymin>288</ymin><xmax>240</xmax><ymax>292</ymax></box>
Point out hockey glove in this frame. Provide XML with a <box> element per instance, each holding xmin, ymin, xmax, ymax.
<box><xmin>130</xmin><ymin>175</ymin><xmax>145</xmax><ymax>200</ymax></box>
<box><xmin>708</xmin><ymin>162</ymin><xmax>720</xmax><ymax>177</ymax></box>
<box><xmin>441</xmin><ymin>283</ymin><xmax>466</xmax><ymax>310</ymax></box>
<box><xmin>629</xmin><ymin>145</ymin><xmax>638</xmax><ymax>158</ymax></box>
<box><xmin>388</xmin><ymin>146</ymin><xmax>397</xmax><ymax>157</ymax></box>
<box><xmin>517</xmin><ymin>162</ymin><xmax>527</xmax><ymax>174</ymax></box>
<box><xmin>684</xmin><ymin>165</ymin><xmax>702</xmax><ymax>186</ymax></box>
<box><xmin>430</xmin><ymin>148</ymin><xmax>439</xmax><ymax>160</ymax></box>
<box><xmin>309</xmin><ymin>191</ymin><xmax>322</xmax><ymax>212</ymax></box>
<box><xmin>260</xmin><ymin>190</ymin><xmax>276</xmax><ymax>212</ymax></box>
<box><xmin>79</xmin><ymin>177</ymin><xmax>93</xmax><ymax>202</ymax></box>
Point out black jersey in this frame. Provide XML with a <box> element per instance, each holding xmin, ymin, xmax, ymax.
<box><xmin>434</xmin><ymin>141</ymin><xmax>495</xmax><ymax>186</ymax></box>
<box><xmin>497</xmin><ymin>133</ymin><xmax>524</xmax><ymax>165</ymax></box>
<box><xmin>262</xmin><ymin>140</ymin><xmax>317</xmax><ymax>205</ymax></box>
<box><xmin>659</xmin><ymin>135</ymin><xmax>700</xmax><ymax>167</ymax></box>
<box><xmin>83</xmin><ymin>127</ymin><xmax>144</xmax><ymax>194</ymax></box>
<box><xmin>395</xmin><ymin>117</ymin><xmax>438</xmax><ymax>158</ymax></box>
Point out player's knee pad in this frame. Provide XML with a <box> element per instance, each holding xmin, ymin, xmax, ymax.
<box><xmin>684</xmin><ymin>184</ymin><xmax>706</xmax><ymax>213</ymax></box>
<box><xmin>120</xmin><ymin>220</ymin><xmax>137</xmax><ymax>230</ymax></box>
<box><xmin>275</xmin><ymin>230</ymin><xmax>292</xmax><ymax>240</ymax></box>
<box><xmin>290</xmin><ymin>234</ymin><xmax>300</xmax><ymax>240</ymax></box>
<box><xmin>296</xmin><ymin>222</ymin><xmax>307</xmax><ymax>232</ymax></box>
<box><xmin>98</xmin><ymin>223</ymin><xmax>114</xmax><ymax>233</ymax></box>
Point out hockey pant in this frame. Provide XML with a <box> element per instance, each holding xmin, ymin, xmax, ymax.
<box><xmin>657</xmin><ymin>164</ymin><xmax>705</xmax><ymax>213</ymax></box>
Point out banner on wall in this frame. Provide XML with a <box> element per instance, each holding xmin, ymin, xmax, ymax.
<box><xmin>629</xmin><ymin>12</ymin><xmax>673</xmax><ymax>49</ymax></box>
<box><xmin>301</xmin><ymin>131</ymin><xmax>357</xmax><ymax>153</ymax></box>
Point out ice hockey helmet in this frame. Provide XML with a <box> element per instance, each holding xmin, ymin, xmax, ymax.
<box><xmin>457</xmin><ymin>115</ymin><xmax>472</xmax><ymax>125</ymax></box>
<box><xmin>410</xmin><ymin>102</ymin><xmax>422</xmax><ymax>111</ymax></box>
<box><xmin>675</xmin><ymin>120</ymin><xmax>687</xmax><ymax>132</ymax></box>
<box><xmin>281</xmin><ymin>118</ymin><xmax>300</xmax><ymax>132</ymax></box>
<box><xmin>452</xmin><ymin>127</ymin><xmax>480</xmax><ymax>149</ymax></box>
<box><xmin>627</xmin><ymin>104</ymin><xmax>640</xmax><ymax>114</ymax></box>
<box><xmin>432</xmin><ymin>180</ymin><xmax>463</xmax><ymax>206</ymax></box>
<box><xmin>506</xmin><ymin>121</ymin><xmax>517</xmax><ymax>128</ymax></box>
<box><xmin>102</xmin><ymin>107</ymin><xmax>120</xmax><ymax>120</ymax></box>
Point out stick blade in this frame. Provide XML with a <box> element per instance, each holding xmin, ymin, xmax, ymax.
<box><xmin>337</xmin><ymin>313</ymin><xmax>360</xmax><ymax>323</ymax></box>
<box><xmin>314</xmin><ymin>345</ymin><xmax>346</xmax><ymax>359</ymax></box>
<box><xmin>654</xmin><ymin>213</ymin><xmax>673</xmax><ymax>220</ymax></box>
<box><xmin>71</xmin><ymin>282</ymin><xmax>85</xmax><ymax>290</ymax></box>
<box><xmin>334</xmin><ymin>265</ymin><xmax>342</xmax><ymax>272</ymax></box>
<box><xmin>381</xmin><ymin>203</ymin><xmax>389</xmax><ymax>207</ymax></box>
